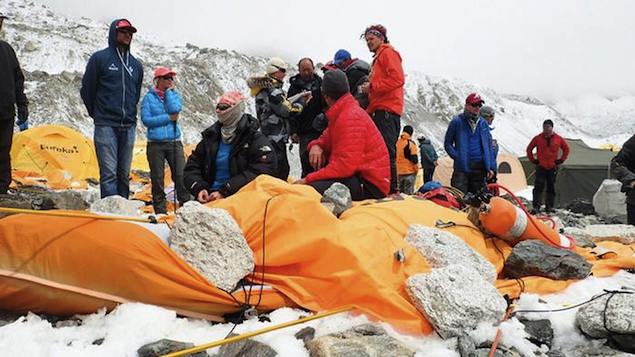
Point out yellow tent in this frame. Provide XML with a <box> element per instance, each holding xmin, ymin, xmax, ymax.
<box><xmin>433</xmin><ymin>154</ymin><xmax>528</xmax><ymax>193</ymax></box>
<box><xmin>10</xmin><ymin>124</ymin><xmax>99</xmax><ymax>188</ymax></box>
<box><xmin>131</xmin><ymin>141</ymin><xmax>150</xmax><ymax>172</ymax></box>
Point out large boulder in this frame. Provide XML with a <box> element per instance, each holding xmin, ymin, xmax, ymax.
<box><xmin>90</xmin><ymin>195</ymin><xmax>145</xmax><ymax>216</ymax></box>
<box><xmin>584</xmin><ymin>224</ymin><xmax>635</xmax><ymax>245</ymax></box>
<box><xmin>406</xmin><ymin>265</ymin><xmax>507</xmax><ymax>338</ymax></box>
<box><xmin>321</xmin><ymin>183</ymin><xmax>352</xmax><ymax>216</ymax></box>
<box><xmin>565</xmin><ymin>198</ymin><xmax>596</xmax><ymax>216</ymax></box>
<box><xmin>576</xmin><ymin>292</ymin><xmax>635</xmax><ymax>338</ymax></box>
<box><xmin>405</xmin><ymin>225</ymin><xmax>497</xmax><ymax>282</ymax></box>
<box><xmin>503</xmin><ymin>240</ymin><xmax>591</xmax><ymax>280</ymax></box>
<box><xmin>306</xmin><ymin>324</ymin><xmax>415</xmax><ymax>357</ymax></box>
<box><xmin>593</xmin><ymin>179</ymin><xmax>627</xmax><ymax>221</ymax></box>
<box><xmin>169</xmin><ymin>201</ymin><xmax>254</xmax><ymax>291</ymax></box>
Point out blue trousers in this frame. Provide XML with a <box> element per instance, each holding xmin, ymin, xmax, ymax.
<box><xmin>94</xmin><ymin>125</ymin><xmax>135</xmax><ymax>198</ymax></box>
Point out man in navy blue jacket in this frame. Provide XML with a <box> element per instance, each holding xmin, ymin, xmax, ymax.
<box><xmin>444</xmin><ymin>93</ymin><xmax>495</xmax><ymax>195</ymax></box>
<box><xmin>81</xmin><ymin>19</ymin><xmax>144</xmax><ymax>198</ymax></box>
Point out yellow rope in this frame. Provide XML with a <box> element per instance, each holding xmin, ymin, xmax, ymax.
<box><xmin>0</xmin><ymin>207</ymin><xmax>162</xmax><ymax>224</ymax></box>
<box><xmin>161</xmin><ymin>306</ymin><xmax>354</xmax><ymax>357</ymax></box>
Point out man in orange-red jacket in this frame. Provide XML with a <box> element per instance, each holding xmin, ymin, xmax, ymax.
<box><xmin>360</xmin><ymin>24</ymin><xmax>405</xmax><ymax>194</ymax></box>
<box><xmin>526</xmin><ymin>119</ymin><xmax>570</xmax><ymax>213</ymax></box>
<box><xmin>295</xmin><ymin>69</ymin><xmax>390</xmax><ymax>200</ymax></box>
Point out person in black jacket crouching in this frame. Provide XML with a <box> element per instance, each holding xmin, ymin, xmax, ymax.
<box><xmin>184</xmin><ymin>91</ymin><xmax>277</xmax><ymax>203</ymax></box>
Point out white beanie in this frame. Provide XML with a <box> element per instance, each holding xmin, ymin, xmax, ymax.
<box><xmin>266</xmin><ymin>57</ymin><xmax>288</xmax><ymax>75</ymax></box>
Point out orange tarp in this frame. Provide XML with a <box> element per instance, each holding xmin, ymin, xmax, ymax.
<box><xmin>0</xmin><ymin>175</ymin><xmax>633</xmax><ymax>335</ymax></box>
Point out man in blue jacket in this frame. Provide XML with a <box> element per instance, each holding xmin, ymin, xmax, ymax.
<box><xmin>80</xmin><ymin>19</ymin><xmax>144</xmax><ymax>198</ymax></box>
<box><xmin>444</xmin><ymin>93</ymin><xmax>495</xmax><ymax>195</ymax></box>
<box><xmin>141</xmin><ymin>67</ymin><xmax>190</xmax><ymax>214</ymax></box>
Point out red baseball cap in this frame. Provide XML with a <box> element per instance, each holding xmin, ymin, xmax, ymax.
<box><xmin>466</xmin><ymin>93</ymin><xmax>484</xmax><ymax>105</ymax></box>
<box><xmin>115</xmin><ymin>19</ymin><xmax>137</xmax><ymax>33</ymax></box>
<box><xmin>153</xmin><ymin>66</ymin><xmax>176</xmax><ymax>79</ymax></box>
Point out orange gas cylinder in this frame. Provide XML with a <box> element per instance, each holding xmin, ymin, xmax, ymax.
<box><xmin>479</xmin><ymin>196</ymin><xmax>572</xmax><ymax>249</ymax></box>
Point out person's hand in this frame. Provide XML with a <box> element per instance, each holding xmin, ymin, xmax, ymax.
<box><xmin>293</xmin><ymin>178</ymin><xmax>307</xmax><ymax>185</ymax></box>
<box><xmin>16</xmin><ymin>118</ymin><xmax>28</xmax><ymax>131</ymax></box>
<box><xmin>290</xmin><ymin>133</ymin><xmax>300</xmax><ymax>144</ymax></box>
<box><xmin>555</xmin><ymin>159</ymin><xmax>563</xmax><ymax>165</ymax></box>
<box><xmin>309</xmin><ymin>145</ymin><xmax>325</xmax><ymax>170</ymax></box>
<box><xmin>486</xmin><ymin>170</ymin><xmax>495</xmax><ymax>180</ymax></box>
<box><xmin>197</xmin><ymin>189</ymin><xmax>211</xmax><ymax>203</ymax></box>
<box><xmin>359</xmin><ymin>82</ymin><xmax>370</xmax><ymax>94</ymax></box>
<box><xmin>629</xmin><ymin>181</ymin><xmax>635</xmax><ymax>189</ymax></box>
<box><xmin>169</xmin><ymin>113</ymin><xmax>179</xmax><ymax>122</ymax></box>
<box><xmin>210</xmin><ymin>191</ymin><xmax>224</xmax><ymax>201</ymax></box>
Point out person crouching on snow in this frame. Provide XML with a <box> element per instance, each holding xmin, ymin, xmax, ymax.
<box><xmin>293</xmin><ymin>69</ymin><xmax>390</xmax><ymax>200</ymax></box>
<box><xmin>140</xmin><ymin>66</ymin><xmax>191</xmax><ymax>214</ymax></box>
<box><xmin>183</xmin><ymin>92</ymin><xmax>277</xmax><ymax>203</ymax></box>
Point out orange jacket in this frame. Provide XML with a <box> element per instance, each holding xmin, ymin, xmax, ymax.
<box><xmin>396</xmin><ymin>133</ymin><xmax>419</xmax><ymax>175</ymax></box>
<box><xmin>367</xmin><ymin>44</ymin><xmax>405</xmax><ymax>116</ymax></box>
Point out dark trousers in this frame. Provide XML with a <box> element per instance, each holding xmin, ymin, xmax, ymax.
<box><xmin>533</xmin><ymin>166</ymin><xmax>557</xmax><ymax>210</ymax></box>
<box><xmin>451</xmin><ymin>161</ymin><xmax>487</xmax><ymax>195</ymax></box>
<box><xmin>299</xmin><ymin>132</ymin><xmax>321</xmax><ymax>178</ymax></box>
<box><xmin>371</xmin><ymin>110</ymin><xmax>400</xmax><ymax>194</ymax></box>
<box><xmin>272</xmin><ymin>141</ymin><xmax>290</xmax><ymax>181</ymax></box>
<box><xmin>628</xmin><ymin>203</ymin><xmax>635</xmax><ymax>226</ymax></box>
<box><xmin>423</xmin><ymin>166</ymin><xmax>435</xmax><ymax>183</ymax></box>
<box><xmin>309</xmin><ymin>175</ymin><xmax>385</xmax><ymax>201</ymax></box>
<box><xmin>147</xmin><ymin>141</ymin><xmax>190</xmax><ymax>214</ymax></box>
<box><xmin>0</xmin><ymin>118</ymin><xmax>14</xmax><ymax>194</ymax></box>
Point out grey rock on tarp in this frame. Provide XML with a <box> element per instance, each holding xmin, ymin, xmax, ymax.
<box><xmin>563</xmin><ymin>227</ymin><xmax>596</xmax><ymax>248</ymax></box>
<box><xmin>519</xmin><ymin>318</ymin><xmax>553</xmax><ymax>348</ymax></box>
<box><xmin>137</xmin><ymin>339</ymin><xmax>207</xmax><ymax>357</ymax></box>
<box><xmin>457</xmin><ymin>333</ymin><xmax>477</xmax><ymax>357</ymax></box>
<box><xmin>321</xmin><ymin>182</ymin><xmax>352</xmax><ymax>216</ymax></box>
<box><xmin>216</xmin><ymin>334</ymin><xmax>276</xmax><ymax>357</ymax></box>
<box><xmin>566</xmin><ymin>198</ymin><xmax>596</xmax><ymax>216</ymax></box>
<box><xmin>575</xmin><ymin>291</ymin><xmax>635</xmax><ymax>338</ymax></box>
<box><xmin>90</xmin><ymin>195</ymin><xmax>145</xmax><ymax>216</ymax></box>
<box><xmin>584</xmin><ymin>224</ymin><xmax>635</xmax><ymax>245</ymax></box>
<box><xmin>503</xmin><ymin>240</ymin><xmax>591</xmax><ymax>280</ymax></box>
<box><xmin>593</xmin><ymin>179</ymin><xmax>627</xmax><ymax>221</ymax></box>
<box><xmin>169</xmin><ymin>201</ymin><xmax>254</xmax><ymax>291</ymax></box>
<box><xmin>405</xmin><ymin>225</ymin><xmax>497</xmax><ymax>282</ymax></box>
<box><xmin>406</xmin><ymin>265</ymin><xmax>507</xmax><ymax>338</ymax></box>
<box><xmin>307</xmin><ymin>323</ymin><xmax>415</xmax><ymax>357</ymax></box>
<box><xmin>294</xmin><ymin>326</ymin><xmax>315</xmax><ymax>345</ymax></box>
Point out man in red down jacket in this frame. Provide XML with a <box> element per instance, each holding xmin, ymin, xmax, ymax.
<box><xmin>294</xmin><ymin>69</ymin><xmax>390</xmax><ymax>200</ymax></box>
<box><xmin>359</xmin><ymin>24</ymin><xmax>405</xmax><ymax>194</ymax></box>
<box><xmin>526</xmin><ymin>119</ymin><xmax>570</xmax><ymax>213</ymax></box>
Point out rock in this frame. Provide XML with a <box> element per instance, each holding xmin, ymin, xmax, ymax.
<box><xmin>92</xmin><ymin>338</ymin><xmax>104</xmax><ymax>345</ymax></box>
<box><xmin>321</xmin><ymin>183</ymin><xmax>352</xmax><ymax>216</ymax></box>
<box><xmin>406</xmin><ymin>265</ymin><xmax>507</xmax><ymax>338</ymax></box>
<box><xmin>472</xmin><ymin>349</ymin><xmax>504</xmax><ymax>357</ymax></box>
<box><xmin>519</xmin><ymin>318</ymin><xmax>553</xmax><ymax>348</ymax></box>
<box><xmin>60</xmin><ymin>70</ymin><xmax>75</xmax><ymax>82</ymax></box>
<box><xmin>503</xmin><ymin>240</ymin><xmax>591</xmax><ymax>280</ymax></box>
<box><xmin>54</xmin><ymin>317</ymin><xmax>82</xmax><ymax>328</ymax></box>
<box><xmin>48</xmin><ymin>190</ymin><xmax>89</xmax><ymax>210</ymax></box>
<box><xmin>137</xmin><ymin>339</ymin><xmax>206</xmax><ymax>357</ymax></box>
<box><xmin>584</xmin><ymin>224</ymin><xmax>635</xmax><ymax>245</ymax></box>
<box><xmin>90</xmin><ymin>195</ymin><xmax>145</xmax><ymax>216</ymax></box>
<box><xmin>306</xmin><ymin>323</ymin><xmax>415</xmax><ymax>357</ymax></box>
<box><xmin>217</xmin><ymin>334</ymin><xmax>276</xmax><ymax>357</ymax></box>
<box><xmin>569</xmin><ymin>342</ymin><xmax>632</xmax><ymax>356</ymax></box>
<box><xmin>457</xmin><ymin>333</ymin><xmax>477</xmax><ymax>357</ymax></box>
<box><xmin>546</xmin><ymin>350</ymin><xmax>566</xmax><ymax>357</ymax></box>
<box><xmin>0</xmin><ymin>194</ymin><xmax>32</xmax><ymax>217</ymax></box>
<box><xmin>294</xmin><ymin>326</ymin><xmax>315</xmax><ymax>345</ymax></box>
<box><xmin>405</xmin><ymin>225</ymin><xmax>497</xmax><ymax>282</ymax></box>
<box><xmin>563</xmin><ymin>227</ymin><xmax>596</xmax><ymax>248</ymax></box>
<box><xmin>169</xmin><ymin>201</ymin><xmax>254</xmax><ymax>291</ymax></box>
<box><xmin>0</xmin><ymin>310</ymin><xmax>24</xmax><ymax>327</ymax></box>
<box><xmin>23</xmin><ymin>41</ymin><xmax>37</xmax><ymax>52</ymax></box>
<box><xmin>565</xmin><ymin>198</ymin><xmax>596</xmax><ymax>216</ymax></box>
<box><xmin>576</xmin><ymin>292</ymin><xmax>635</xmax><ymax>338</ymax></box>
<box><xmin>593</xmin><ymin>180</ymin><xmax>627</xmax><ymax>221</ymax></box>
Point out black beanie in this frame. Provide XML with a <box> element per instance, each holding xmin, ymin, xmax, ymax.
<box><xmin>403</xmin><ymin>125</ymin><xmax>413</xmax><ymax>135</ymax></box>
<box><xmin>543</xmin><ymin>119</ymin><xmax>554</xmax><ymax>127</ymax></box>
<box><xmin>321</xmin><ymin>69</ymin><xmax>350</xmax><ymax>99</ymax></box>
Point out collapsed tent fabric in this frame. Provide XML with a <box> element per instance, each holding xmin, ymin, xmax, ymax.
<box><xmin>0</xmin><ymin>176</ymin><xmax>633</xmax><ymax>335</ymax></box>
<box><xmin>10</xmin><ymin>124</ymin><xmax>99</xmax><ymax>189</ymax></box>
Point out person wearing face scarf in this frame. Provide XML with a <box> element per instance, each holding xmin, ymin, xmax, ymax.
<box><xmin>140</xmin><ymin>66</ymin><xmax>190</xmax><ymax>214</ymax></box>
<box><xmin>444</xmin><ymin>93</ymin><xmax>496</xmax><ymax>195</ymax></box>
<box><xmin>183</xmin><ymin>92</ymin><xmax>277</xmax><ymax>203</ymax></box>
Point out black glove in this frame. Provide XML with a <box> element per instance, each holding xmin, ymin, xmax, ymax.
<box><xmin>555</xmin><ymin>159</ymin><xmax>563</xmax><ymax>165</ymax></box>
<box><xmin>17</xmin><ymin>105</ymin><xmax>28</xmax><ymax>122</ymax></box>
<box><xmin>531</xmin><ymin>159</ymin><xmax>539</xmax><ymax>165</ymax></box>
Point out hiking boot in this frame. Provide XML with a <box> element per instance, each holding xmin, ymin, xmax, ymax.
<box><xmin>529</xmin><ymin>207</ymin><xmax>541</xmax><ymax>215</ymax></box>
<box><xmin>545</xmin><ymin>207</ymin><xmax>555</xmax><ymax>214</ymax></box>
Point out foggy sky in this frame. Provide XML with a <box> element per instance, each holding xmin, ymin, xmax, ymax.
<box><xmin>37</xmin><ymin>0</ymin><xmax>635</xmax><ymax>101</ymax></box>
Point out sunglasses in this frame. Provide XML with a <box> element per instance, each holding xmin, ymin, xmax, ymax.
<box><xmin>117</xmin><ymin>29</ymin><xmax>134</xmax><ymax>35</ymax></box>
<box><xmin>468</xmin><ymin>103</ymin><xmax>483</xmax><ymax>108</ymax></box>
<box><xmin>273</xmin><ymin>65</ymin><xmax>286</xmax><ymax>73</ymax></box>
<box><xmin>161</xmin><ymin>76</ymin><xmax>174</xmax><ymax>81</ymax></box>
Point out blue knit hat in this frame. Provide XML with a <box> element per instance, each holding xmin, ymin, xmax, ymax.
<box><xmin>333</xmin><ymin>49</ymin><xmax>351</xmax><ymax>65</ymax></box>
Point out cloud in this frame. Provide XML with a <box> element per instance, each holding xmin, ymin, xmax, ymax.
<box><xmin>38</xmin><ymin>0</ymin><xmax>635</xmax><ymax>101</ymax></box>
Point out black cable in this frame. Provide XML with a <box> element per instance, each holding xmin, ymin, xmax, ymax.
<box><xmin>253</xmin><ymin>194</ymin><xmax>277</xmax><ymax>309</ymax></box>
<box><xmin>512</xmin><ymin>290</ymin><xmax>632</xmax><ymax>316</ymax></box>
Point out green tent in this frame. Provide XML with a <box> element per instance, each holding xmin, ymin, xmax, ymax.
<box><xmin>519</xmin><ymin>138</ymin><xmax>616</xmax><ymax>207</ymax></box>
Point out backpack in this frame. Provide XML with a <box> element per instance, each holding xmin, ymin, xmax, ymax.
<box><xmin>403</xmin><ymin>140</ymin><xmax>418</xmax><ymax>164</ymax></box>
<box><xmin>418</xmin><ymin>187</ymin><xmax>461</xmax><ymax>209</ymax></box>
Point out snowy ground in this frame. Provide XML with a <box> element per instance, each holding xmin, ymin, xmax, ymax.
<box><xmin>1</xmin><ymin>271</ymin><xmax>633</xmax><ymax>356</ymax></box>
